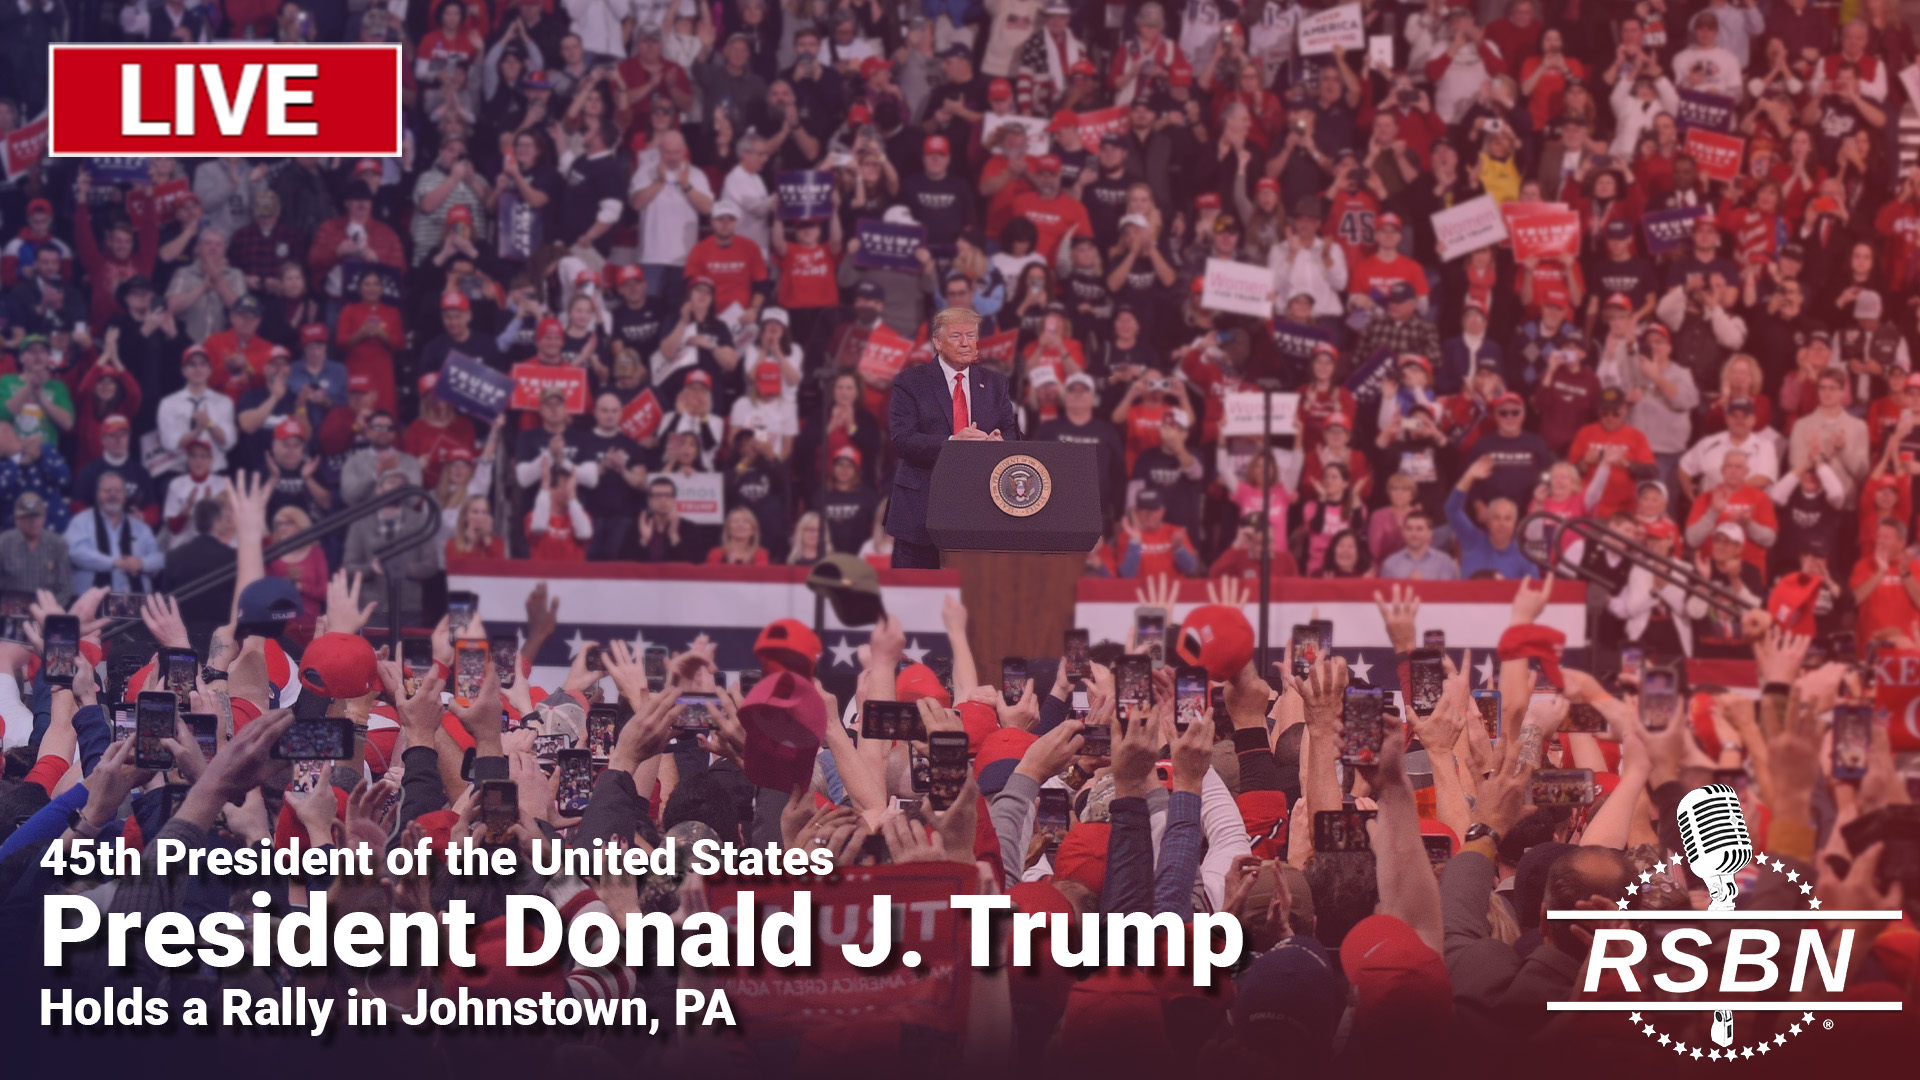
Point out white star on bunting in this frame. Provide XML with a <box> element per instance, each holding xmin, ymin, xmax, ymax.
<box><xmin>564</xmin><ymin>629</ymin><xmax>588</xmax><ymax>659</ymax></box>
<box><xmin>1347</xmin><ymin>655</ymin><xmax>1373</xmax><ymax>682</ymax></box>
<box><xmin>1808</xmin><ymin>898</ymin><xmax>1821</xmax><ymax>909</ymax></box>
<box><xmin>902</xmin><ymin>637</ymin><xmax>929</xmax><ymax>665</ymax></box>
<box><xmin>1476</xmin><ymin>653</ymin><xmax>1496</xmax><ymax>686</ymax></box>
<box><xmin>827</xmin><ymin>636</ymin><xmax>858</xmax><ymax>668</ymax></box>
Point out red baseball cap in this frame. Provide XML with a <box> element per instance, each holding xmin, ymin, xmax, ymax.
<box><xmin>614</xmin><ymin>263</ymin><xmax>646</xmax><ymax>284</ymax></box>
<box><xmin>440</xmin><ymin>291</ymin><xmax>470</xmax><ymax>311</ymax></box>
<box><xmin>1256</xmin><ymin>177</ymin><xmax>1280</xmax><ymax>195</ymax></box>
<box><xmin>101</xmin><ymin>415</ymin><xmax>131</xmax><ymax>434</ymax></box>
<box><xmin>1376</xmin><ymin>212</ymin><xmax>1405</xmax><ymax>229</ymax></box>
<box><xmin>273</xmin><ymin>419</ymin><xmax>305</xmax><ymax>442</ymax></box>
<box><xmin>299</xmin><ymin>323</ymin><xmax>329</xmax><ymax>344</ymax></box>
<box><xmin>536</xmin><ymin>317</ymin><xmax>564</xmax><ymax>340</ymax></box>
<box><xmin>896</xmin><ymin>663</ymin><xmax>952</xmax><ymax>708</ymax></box>
<box><xmin>575</xmin><ymin>267</ymin><xmax>599</xmax><ymax>287</ymax></box>
<box><xmin>1642</xmin><ymin>517</ymin><xmax>1680</xmax><ymax>542</ymax></box>
<box><xmin>753</xmin><ymin>618</ymin><xmax>823</xmax><ymax>676</ymax></box>
<box><xmin>1176</xmin><ymin>604</ymin><xmax>1255</xmax><ymax>680</ymax></box>
<box><xmin>988</xmin><ymin>78</ymin><xmax>1013</xmax><ymax>100</ymax></box>
<box><xmin>26</xmin><ymin>198</ymin><xmax>51</xmax><ymax>216</ymax></box>
<box><xmin>1490</xmin><ymin>391</ymin><xmax>1525</xmax><ymax>411</ymax></box>
<box><xmin>446</xmin><ymin>204</ymin><xmax>474</xmax><ymax>225</ymax></box>
<box><xmin>754</xmin><ymin>361</ymin><xmax>783</xmax><ymax>396</ymax></box>
<box><xmin>347</xmin><ymin>373</ymin><xmax>375</xmax><ymax>393</ymax></box>
<box><xmin>958</xmin><ymin>700</ymin><xmax>1000</xmax><ymax>755</ymax></box>
<box><xmin>1047</xmin><ymin>109</ymin><xmax>1080</xmax><ymax>132</ymax></box>
<box><xmin>924</xmin><ymin>135</ymin><xmax>952</xmax><ymax>156</ymax></box>
<box><xmin>299</xmin><ymin>632</ymin><xmax>379</xmax><ymax>699</ymax></box>
<box><xmin>1071</xmin><ymin>59</ymin><xmax>1098</xmax><ymax>77</ymax></box>
<box><xmin>685</xmin><ymin>369</ymin><xmax>713</xmax><ymax>388</ymax></box>
<box><xmin>1497</xmin><ymin>624</ymin><xmax>1566</xmax><ymax>688</ymax></box>
<box><xmin>1052</xmin><ymin>824</ymin><xmax>1111</xmax><ymax>892</ymax></box>
<box><xmin>1169</xmin><ymin>58</ymin><xmax>1194</xmax><ymax>87</ymax></box>
<box><xmin>1031</xmin><ymin>154</ymin><xmax>1062</xmax><ymax>174</ymax></box>
<box><xmin>859</xmin><ymin>56</ymin><xmax>890</xmax><ymax>80</ymax></box>
<box><xmin>1340</xmin><ymin>914</ymin><xmax>1452</xmax><ymax>1033</ymax></box>
<box><xmin>1196</xmin><ymin>193</ymin><xmax>1221</xmax><ymax>210</ymax></box>
<box><xmin>419</xmin><ymin>372</ymin><xmax>440</xmax><ymax>394</ymax></box>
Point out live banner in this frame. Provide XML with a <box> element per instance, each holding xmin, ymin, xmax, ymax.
<box><xmin>705</xmin><ymin>863</ymin><xmax>977</xmax><ymax>1039</ymax></box>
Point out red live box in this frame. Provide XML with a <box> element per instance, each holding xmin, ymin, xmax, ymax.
<box><xmin>48</xmin><ymin>44</ymin><xmax>403</xmax><ymax>157</ymax></box>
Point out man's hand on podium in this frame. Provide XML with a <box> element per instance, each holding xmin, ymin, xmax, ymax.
<box><xmin>950</xmin><ymin>424</ymin><xmax>1003</xmax><ymax>441</ymax></box>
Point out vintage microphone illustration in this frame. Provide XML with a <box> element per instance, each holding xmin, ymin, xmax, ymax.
<box><xmin>1675</xmin><ymin>783</ymin><xmax>1754</xmax><ymax>911</ymax></box>
<box><xmin>1676</xmin><ymin>784</ymin><xmax>1753</xmax><ymax>1048</ymax></box>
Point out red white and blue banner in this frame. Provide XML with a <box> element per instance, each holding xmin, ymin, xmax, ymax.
<box><xmin>449</xmin><ymin>560</ymin><xmax>1590</xmax><ymax>692</ymax></box>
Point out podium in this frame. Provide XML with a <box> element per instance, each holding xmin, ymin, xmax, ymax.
<box><xmin>925</xmin><ymin>442</ymin><xmax>1103</xmax><ymax>693</ymax></box>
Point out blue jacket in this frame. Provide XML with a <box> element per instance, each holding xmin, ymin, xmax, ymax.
<box><xmin>1445</xmin><ymin>488</ymin><xmax>1540</xmax><ymax>580</ymax></box>
<box><xmin>885</xmin><ymin>359</ymin><xmax>1019</xmax><ymax>546</ymax></box>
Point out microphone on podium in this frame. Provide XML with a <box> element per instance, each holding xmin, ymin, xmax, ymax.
<box><xmin>1675</xmin><ymin>783</ymin><xmax>1753</xmax><ymax>912</ymax></box>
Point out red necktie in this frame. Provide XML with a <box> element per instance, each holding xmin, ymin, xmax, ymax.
<box><xmin>952</xmin><ymin>371</ymin><xmax>969</xmax><ymax>435</ymax></box>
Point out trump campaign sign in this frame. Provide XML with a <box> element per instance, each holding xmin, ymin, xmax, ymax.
<box><xmin>1507</xmin><ymin>207</ymin><xmax>1581</xmax><ymax>260</ymax></box>
<box><xmin>1684</xmin><ymin>128</ymin><xmax>1745</xmax><ymax>183</ymax></box>
<box><xmin>47</xmin><ymin>44</ymin><xmax>403</xmax><ymax>157</ymax></box>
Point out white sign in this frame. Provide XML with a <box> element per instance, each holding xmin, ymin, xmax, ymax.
<box><xmin>674</xmin><ymin>471</ymin><xmax>726</xmax><ymax>526</ymax></box>
<box><xmin>1221</xmin><ymin>391</ymin><xmax>1300</xmax><ymax>438</ymax></box>
<box><xmin>1297</xmin><ymin>4</ymin><xmax>1363</xmax><ymax>56</ymax></box>
<box><xmin>1201</xmin><ymin>257</ymin><xmax>1275</xmax><ymax>317</ymax></box>
<box><xmin>982</xmin><ymin>113</ymin><xmax>1050</xmax><ymax>156</ymax></box>
<box><xmin>1432</xmin><ymin>195</ymin><xmax>1510</xmax><ymax>261</ymax></box>
<box><xmin>1367</xmin><ymin>34</ymin><xmax>1394</xmax><ymax>73</ymax></box>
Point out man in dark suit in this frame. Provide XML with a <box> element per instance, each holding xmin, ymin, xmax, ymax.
<box><xmin>885</xmin><ymin>308</ymin><xmax>1018</xmax><ymax>568</ymax></box>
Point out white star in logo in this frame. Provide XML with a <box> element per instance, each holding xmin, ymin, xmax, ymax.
<box><xmin>1785</xmin><ymin>869</ymin><xmax>1799</xmax><ymax>882</ymax></box>
<box><xmin>1616</xmin><ymin>898</ymin><xmax>1630</xmax><ymax>910</ymax></box>
<box><xmin>1807</xmin><ymin>898</ymin><xmax>1821</xmax><ymax>909</ymax></box>
<box><xmin>902</xmin><ymin>637</ymin><xmax>929</xmax><ymax>665</ymax></box>
<box><xmin>1671</xmin><ymin>853</ymin><xmax>1683</xmax><ymax>865</ymax></box>
<box><xmin>1627</xmin><ymin>883</ymin><xmax>1640</xmax><ymax>895</ymax></box>
<box><xmin>1801</xmin><ymin>1013</ymin><xmax>1814</xmax><ymax>1025</ymax></box>
<box><xmin>827</xmin><ymin>636</ymin><xmax>858</xmax><ymax>668</ymax></box>
<box><xmin>1643</xmin><ymin>1024</ymin><xmax>1656</xmax><ymax>1036</ymax></box>
<box><xmin>564</xmin><ymin>629</ymin><xmax>588</xmax><ymax>659</ymax></box>
<box><xmin>1639</xmin><ymin>871</ymin><xmax>1652</xmax><ymax>883</ymax></box>
<box><xmin>1789</xmin><ymin>1024</ymin><xmax>1803</xmax><ymax>1036</ymax></box>
<box><xmin>1629</xmin><ymin>1012</ymin><xmax>1642</xmax><ymax>1023</ymax></box>
<box><xmin>1799</xmin><ymin>882</ymin><xmax>1812</xmax><ymax>894</ymax></box>
<box><xmin>1658</xmin><ymin>1034</ymin><xmax>1671</xmax><ymax>1046</ymax></box>
<box><xmin>1689</xmin><ymin>1047</ymin><xmax>1702</xmax><ymax>1060</ymax></box>
<box><xmin>1476</xmin><ymin>653</ymin><xmax>1496</xmax><ymax>687</ymax></box>
<box><xmin>1708</xmin><ymin>1050</ymin><xmax>1721</xmax><ymax>1061</ymax></box>
<box><xmin>1771</xmin><ymin>858</ymin><xmax>1784</xmax><ymax>872</ymax></box>
<box><xmin>1741</xmin><ymin>1047</ymin><xmax>1753</xmax><ymax>1059</ymax></box>
<box><xmin>1774</xmin><ymin>1034</ymin><xmax>1787</xmax><ymax>1046</ymax></box>
<box><xmin>1757</xmin><ymin>1043</ymin><xmax>1770</xmax><ymax>1055</ymax></box>
<box><xmin>1347</xmin><ymin>655</ymin><xmax>1374</xmax><ymax>682</ymax></box>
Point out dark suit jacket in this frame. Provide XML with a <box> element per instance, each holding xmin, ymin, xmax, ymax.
<box><xmin>884</xmin><ymin>359</ymin><xmax>1018</xmax><ymax>546</ymax></box>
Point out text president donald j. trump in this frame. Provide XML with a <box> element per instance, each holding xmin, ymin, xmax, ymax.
<box><xmin>885</xmin><ymin>306</ymin><xmax>1018</xmax><ymax>568</ymax></box>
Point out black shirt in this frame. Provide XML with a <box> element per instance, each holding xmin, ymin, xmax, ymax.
<box><xmin>1034</xmin><ymin>413</ymin><xmax>1126</xmax><ymax>518</ymax></box>
<box><xmin>573</xmin><ymin>428</ymin><xmax>645</xmax><ymax>518</ymax></box>
<box><xmin>820</xmin><ymin>485</ymin><xmax>878</xmax><ymax>555</ymax></box>
<box><xmin>611</xmin><ymin>298</ymin><xmax>674</xmax><ymax>364</ymax></box>
<box><xmin>558</xmin><ymin>150</ymin><xmax>628</xmax><ymax>254</ymax></box>
<box><xmin>1084</xmin><ymin>169</ymin><xmax>1137</xmax><ymax>251</ymax></box>
<box><xmin>898</xmin><ymin>172</ymin><xmax>977</xmax><ymax>249</ymax></box>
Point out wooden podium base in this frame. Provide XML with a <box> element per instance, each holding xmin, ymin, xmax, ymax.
<box><xmin>942</xmin><ymin>549</ymin><xmax>1085</xmax><ymax>691</ymax></box>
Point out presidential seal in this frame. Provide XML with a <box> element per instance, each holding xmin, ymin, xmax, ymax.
<box><xmin>989</xmin><ymin>455</ymin><xmax>1051</xmax><ymax>517</ymax></box>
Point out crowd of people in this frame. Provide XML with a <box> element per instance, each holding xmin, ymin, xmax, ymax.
<box><xmin>0</xmin><ymin>527</ymin><xmax>1911</xmax><ymax>1072</ymax></box>
<box><xmin>4</xmin><ymin>0</ymin><xmax>1920</xmax><ymax>665</ymax></box>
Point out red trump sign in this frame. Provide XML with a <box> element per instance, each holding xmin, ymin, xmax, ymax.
<box><xmin>48</xmin><ymin>44</ymin><xmax>404</xmax><ymax>157</ymax></box>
